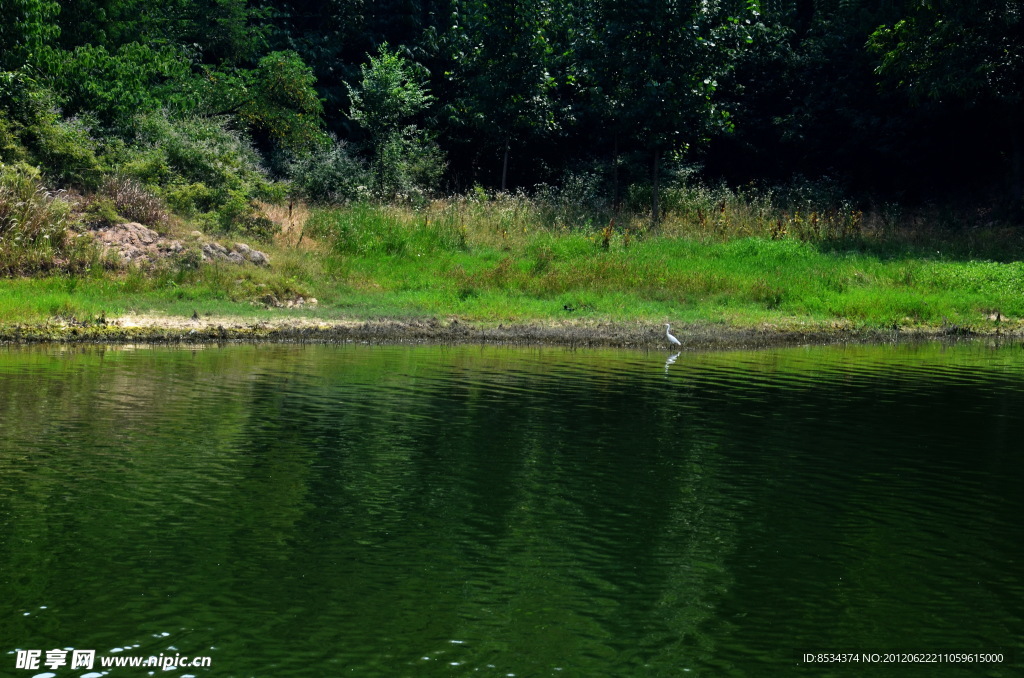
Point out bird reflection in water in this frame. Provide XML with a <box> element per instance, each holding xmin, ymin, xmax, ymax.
<box><xmin>664</xmin><ymin>351</ymin><xmax>680</xmax><ymax>374</ymax></box>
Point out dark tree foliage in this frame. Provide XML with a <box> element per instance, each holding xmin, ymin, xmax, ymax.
<box><xmin>258</xmin><ymin>0</ymin><xmax>449</xmax><ymax>137</ymax></box>
<box><xmin>0</xmin><ymin>0</ymin><xmax>1020</xmax><ymax>208</ymax></box>
<box><xmin>0</xmin><ymin>0</ymin><xmax>60</xmax><ymax>70</ymax></box>
<box><xmin>871</xmin><ymin>0</ymin><xmax>1023</xmax><ymax>203</ymax></box>
<box><xmin>707</xmin><ymin>0</ymin><xmax>1020</xmax><ymax>205</ymax></box>
<box><xmin>56</xmin><ymin>0</ymin><xmax>267</xmax><ymax>65</ymax></box>
<box><xmin>441</xmin><ymin>0</ymin><xmax>558</xmax><ymax>190</ymax></box>
<box><xmin>707</xmin><ymin>2</ymin><xmax>920</xmax><ymax>192</ymax></box>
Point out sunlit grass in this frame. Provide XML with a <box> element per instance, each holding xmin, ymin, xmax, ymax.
<box><xmin>3</xmin><ymin>195</ymin><xmax>1024</xmax><ymax>333</ymax></box>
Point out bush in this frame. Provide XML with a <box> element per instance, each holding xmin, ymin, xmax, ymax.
<box><xmin>127</xmin><ymin>112</ymin><xmax>267</xmax><ymax>192</ymax></box>
<box><xmin>0</xmin><ymin>73</ymin><xmax>102</xmax><ymax>189</ymax></box>
<box><xmin>28</xmin><ymin>113</ymin><xmax>102</xmax><ymax>189</ymax></box>
<box><xmin>287</xmin><ymin>137</ymin><xmax>368</xmax><ymax>204</ymax></box>
<box><xmin>82</xmin><ymin>196</ymin><xmax>121</xmax><ymax>227</ymax></box>
<box><xmin>391</xmin><ymin>127</ymin><xmax>446</xmax><ymax>201</ymax></box>
<box><xmin>121</xmin><ymin>112</ymin><xmax>275</xmax><ymax>235</ymax></box>
<box><xmin>172</xmin><ymin>241</ymin><xmax>203</xmax><ymax>270</ymax></box>
<box><xmin>216</xmin><ymin>188</ymin><xmax>278</xmax><ymax>241</ymax></box>
<box><xmin>533</xmin><ymin>168</ymin><xmax>614</xmax><ymax>230</ymax></box>
<box><xmin>0</xmin><ymin>112</ymin><xmax>29</xmax><ymax>163</ymax></box>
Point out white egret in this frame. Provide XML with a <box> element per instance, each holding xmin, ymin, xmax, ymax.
<box><xmin>665</xmin><ymin>323</ymin><xmax>681</xmax><ymax>348</ymax></box>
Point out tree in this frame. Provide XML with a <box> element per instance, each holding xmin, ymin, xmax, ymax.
<box><xmin>0</xmin><ymin>0</ymin><xmax>60</xmax><ymax>70</ymax></box>
<box><xmin>56</xmin><ymin>0</ymin><xmax>267</xmax><ymax>66</ymax></box>
<box><xmin>260</xmin><ymin>0</ymin><xmax>450</xmax><ymax>140</ymax></box>
<box><xmin>260</xmin><ymin>0</ymin><xmax>365</xmax><ymax>124</ymax></box>
<box><xmin>595</xmin><ymin>0</ymin><xmax>760</xmax><ymax>222</ymax></box>
<box><xmin>204</xmin><ymin>50</ymin><xmax>326</xmax><ymax>154</ymax></box>
<box><xmin>442</xmin><ymin>0</ymin><xmax>558</xmax><ymax>190</ymax></box>
<box><xmin>40</xmin><ymin>42</ymin><xmax>199</xmax><ymax>129</ymax></box>
<box><xmin>347</xmin><ymin>44</ymin><xmax>441</xmax><ymax>198</ymax></box>
<box><xmin>870</xmin><ymin>0</ymin><xmax>1024</xmax><ymax>203</ymax></box>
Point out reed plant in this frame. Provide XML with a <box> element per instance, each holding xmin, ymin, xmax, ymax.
<box><xmin>0</xmin><ymin>164</ymin><xmax>96</xmax><ymax>274</ymax></box>
<box><xmin>306</xmin><ymin>182</ymin><xmax>1020</xmax><ymax>261</ymax></box>
<box><xmin>100</xmin><ymin>175</ymin><xmax>170</xmax><ymax>229</ymax></box>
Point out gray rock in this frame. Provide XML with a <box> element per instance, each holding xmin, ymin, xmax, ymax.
<box><xmin>201</xmin><ymin>242</ymin><xmax>230</xmax><ymax>261</ymax></box>
<box><xmin>246</xmin><ymin>249</ymin><xmax>270</xmax><ymax>266</ymax></box>
<box><xmin>91</xmin><ymin>224</ymin><xmax>272</xmax><ymax>269</ymax></box>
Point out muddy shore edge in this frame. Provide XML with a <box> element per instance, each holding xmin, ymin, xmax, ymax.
<box><xmin>1</xmin><ymin>315</ymin><xmax>1016</xmax><ymax>350</ymax></box>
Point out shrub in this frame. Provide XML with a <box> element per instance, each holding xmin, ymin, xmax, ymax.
<box><xmin>392</xmin><ymin>128</ymin><xmax>446</xmax><ymax>202</ymax></box>
<box><xmin>122</xmin><ymin>112</ymin><xmax>275</xmax><ymax>235</ymax></box>
<box><xmin>82</xmin><ymin>196</ymin><xmax>122</xmax><ymax>227</ymax></box>
<box><xmin>0</xmin><ymin>74</ymin><xmax>102</xmax><ymax>189</ymax></box>
<box><xmin>164</xmin><ymin>182</ymin><xmax>218</xmax><ymax>216</ymax></box>
<box><xmin>0</xmin><ymin>112</ymin><xmax>29</xmax><ymax>163</ymax></box>
<box><xmin>172</xmin><ymin>241</ymin><xmax>203</xmax><ymax>270</ymax></box>
<box><xmin>28</xmin><ymin>113</ymin><xmax>102</xmax><ymax>189</ymax></box>
<box><xmin>287</xmin><ymin>137</ymin><xmax>368</xmax><ymax>204</ymax></box>
<box><xmin>216</xmin><ymin>188</ymin><xmax>278</xmax><ymax>241</ymax></box>
<box><xmin>128</xmin><ymin>112</ymin><xmax>267</xmax><ymax>193</ymax></box>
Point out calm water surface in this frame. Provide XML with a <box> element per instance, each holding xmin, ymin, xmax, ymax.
<box><xmin>0</xmin><ymin>342</ymin><xmax>1022</xmax><ymax>677</ymax></box>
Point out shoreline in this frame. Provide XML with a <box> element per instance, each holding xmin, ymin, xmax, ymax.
<box><xmin>1</xmin><ymin>314</ymin><xmax>1015</xmax><ymax>350</ymax></box>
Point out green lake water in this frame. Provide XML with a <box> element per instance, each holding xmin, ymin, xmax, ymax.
<box><xmin>1</xmin><ymin>342</ymin><xmax>1022</xmax><ymax>677</ymax></box>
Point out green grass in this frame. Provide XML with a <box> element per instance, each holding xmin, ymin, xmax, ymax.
<box><xmin>3</xmin><ymin>198</ymin><xmax>1024</xmax><ymax>334</ymax></box>
<box><xmin>320</xmin><ymin>237</ymin><xmax>1024</xmax><ymax>327</ymax></box>
<box><xmin>0</xmin><ymin>260</ymin><xmax>315</xmax><ymax>324</ymax></box>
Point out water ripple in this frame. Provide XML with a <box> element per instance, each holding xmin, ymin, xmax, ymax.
<box><xmin>1</xmin><ymin>342</ymin><xmax>1022</xmax><ymax>676</ymax></box>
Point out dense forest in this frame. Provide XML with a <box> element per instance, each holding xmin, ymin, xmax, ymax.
<box><xmin>1</xmin><ymin>0</ymin><xmax>1021</xmax><ymax>232</ymax></box>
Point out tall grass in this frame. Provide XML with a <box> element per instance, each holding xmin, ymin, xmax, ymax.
<box><xmin>0</xmin><ymin>164</ymin><xmax>96</xmax><ymax>274</ymax></box>
<box><xmin>307</xmin><ymin>202</ymin><xmax>467</xmax><ymax>255</ymax></box>
<box><xmin>307</xmin><ymin>183</ymin><xmax>1024</xmax><ymax>261</ymax></box>
<box><xmin>100</xmin><ymin>175</ymin><xmax>169</xmax><ymax>229</ymax></box>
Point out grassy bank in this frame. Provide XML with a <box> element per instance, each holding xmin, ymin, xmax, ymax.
<box><xmin>3</xmin><ymin>192</ymin><xmax>1024</xmax><ymax>342</ymax></box>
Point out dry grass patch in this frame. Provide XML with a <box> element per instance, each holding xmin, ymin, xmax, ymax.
<box><xmin>259</xmin><ymin>200</ymin><xmax>318</xmax><ymax>250</ymax></box>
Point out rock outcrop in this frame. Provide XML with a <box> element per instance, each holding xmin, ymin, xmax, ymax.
<box><xmin>91</xmin><ymin>223</ymin><xmax>270</xmax><ymax>267</ymax></box>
